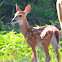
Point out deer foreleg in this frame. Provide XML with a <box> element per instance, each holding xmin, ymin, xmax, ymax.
<box><xmin>31</xmin><ymin>46</ymin><xmax>38</xmax><ymax>62</ymax></box>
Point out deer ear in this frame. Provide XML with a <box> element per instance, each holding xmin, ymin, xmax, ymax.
<box><xmin>16</xmin><ymin>4</ymin><xmax>20</xmax><ymax>11</ymax></box>
<box><xmin>24</xmin><ymin>4</ymin><xmax>31</xmax><ymax>15</ymax></box>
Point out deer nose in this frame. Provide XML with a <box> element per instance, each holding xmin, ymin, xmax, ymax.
<box><xmin>12</xmin><ymin>18</ymin><xmax>16</xmax><ymax>22</ymax></box>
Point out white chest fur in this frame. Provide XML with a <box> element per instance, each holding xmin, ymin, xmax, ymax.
<box><xmin>17</xmin><ymin>20</ymin><xmax>23</xmax><ymax>25</ymax></box>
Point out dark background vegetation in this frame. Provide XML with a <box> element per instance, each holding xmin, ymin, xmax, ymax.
<box><xmin>0</xmin><ymin>0</ymin><xmax>60</xmax><ymax>32</ymax></box>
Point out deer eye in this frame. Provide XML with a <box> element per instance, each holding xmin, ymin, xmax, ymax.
<box><xmin>19</xmin><ymin>15</ymin><xmax>22</xmax><ymax>17</ymax></box>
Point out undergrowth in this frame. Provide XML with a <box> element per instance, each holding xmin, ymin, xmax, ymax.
<box><xmin>0</xmin><ymin>30</ymin><xmax>62</xmax><ymax>62</ymax></box>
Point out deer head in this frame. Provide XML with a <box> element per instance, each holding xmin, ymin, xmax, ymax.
<box><xmin>12</xmin><ymin>4</ymin><xmax>31</xmax><ymax>26</ymax></box>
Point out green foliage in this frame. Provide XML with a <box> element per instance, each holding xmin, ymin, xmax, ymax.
<box><xmin>0</xmin><ymin>16</ymin><xmax>7</xmax><ymax>31</ymax></box>
<box><xmin>0</xmin><ymin>31</ymin><xmax>62</xmax><ymax>62</ymax></box>
<box><xmin>0</xmin><ymin>30</ymin><xmax>32</xmax><ymax>62</ymax></box>
<box><xmin>0</xmin><ymin>0</ymin><xmax>60</xmax><ymax>31</ymax></box>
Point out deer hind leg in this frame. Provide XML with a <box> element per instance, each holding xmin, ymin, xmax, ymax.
<box><xmin>42</xmin><ymin>43</ymin><xmax>51</xmax><ymax>62</ymax></box>
<box><xmin>52</xmin><ymin>35</ymin><xmax>60</xmax><ymax>62</ymax></box>
<box><xmin>31</xmin><ymin>46</ymin><xmax>38</xmax><ymax>62</ymax></box>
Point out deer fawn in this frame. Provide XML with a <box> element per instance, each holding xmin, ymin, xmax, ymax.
<box><xmin>12</xmin><ymin>4</ymin><xmax>60</xmax><ymax>62</ymax></box>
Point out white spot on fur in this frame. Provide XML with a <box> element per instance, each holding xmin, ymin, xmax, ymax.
<box><xmin>30</xmin><ymin>32</ymin><xmax>31</xmax><ymax>35</ymax></box>
<box><xmin>38</xmin><ymin>30</ymin><xmax>41</xmax><ymax>33</ymax></box>
<box><xmin>27</xmin><ymin>34</ymin><xmax>29</xmax><ymax>37</ymax></box>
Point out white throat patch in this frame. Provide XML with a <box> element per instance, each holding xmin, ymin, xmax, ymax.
<box><xmin>17</xmin><ymin>20</ymin><xmax>23</xmax><ymax>25</ymax></box>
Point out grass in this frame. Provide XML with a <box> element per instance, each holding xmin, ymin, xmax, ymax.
<box><xmin>0</xmin><ymin>30</ymin><xmax>62</xmax><ymax>62</ymax></box>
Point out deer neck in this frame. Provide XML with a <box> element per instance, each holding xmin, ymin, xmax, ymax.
<box><xmin>19</xmin><ymin>19</ymin><xmax>31</xmax><ymax>37</ymax></box>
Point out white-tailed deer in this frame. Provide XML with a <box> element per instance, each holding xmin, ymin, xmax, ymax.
<box><xmin>56</xmin><ymin>0</ymin><xmax>62</xmax><ymax>30</ymax></box>
<box><xmin>56</xmin><ymin>0</ymin><xmax>62</xmax><ymax>38</ymax></box>
<box><xmin>12</xmin><ymin>4</ymin><xmax>60</xmax><ymax>62</ymax></box>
